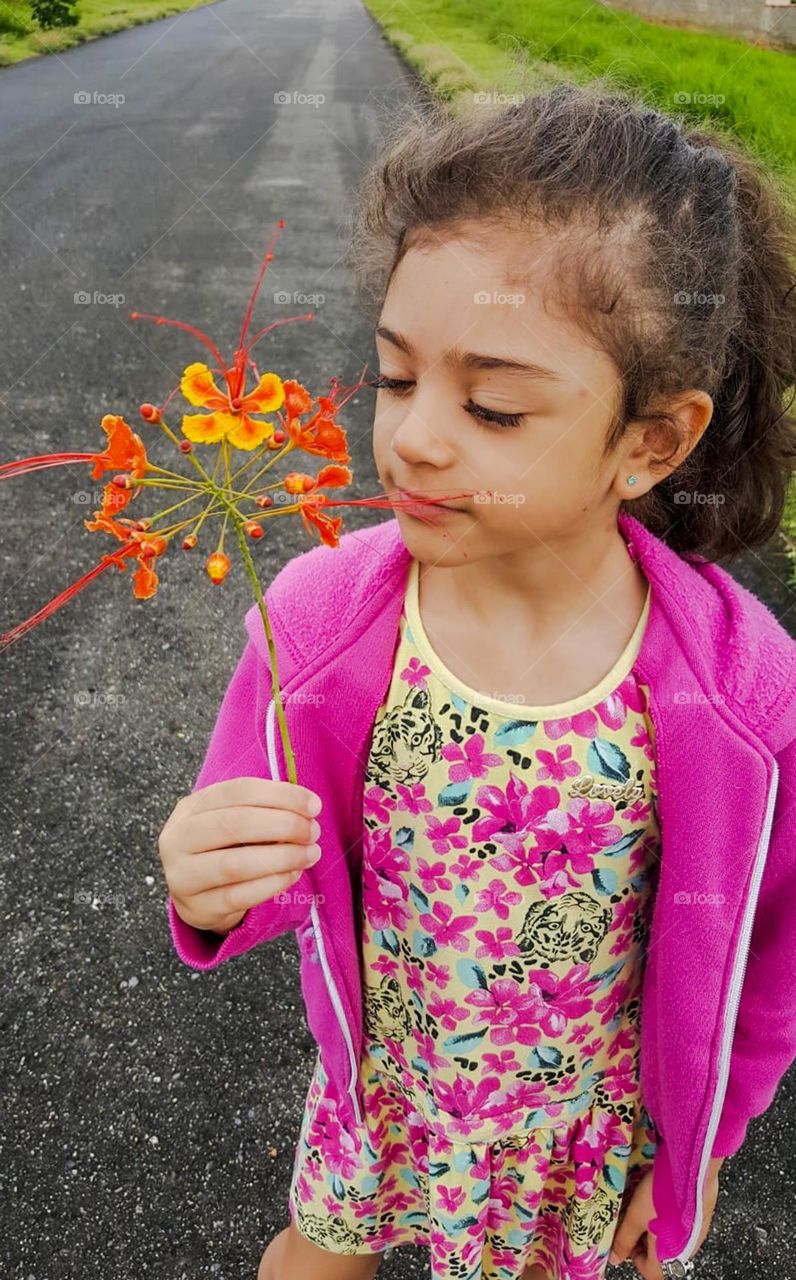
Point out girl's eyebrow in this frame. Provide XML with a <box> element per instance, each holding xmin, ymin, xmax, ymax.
<box><xmin>375</xmin><ymin>324</ymin><xmax>563</xmax><ymax>381</ymax></box>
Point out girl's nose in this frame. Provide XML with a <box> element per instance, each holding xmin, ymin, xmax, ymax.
<box><xmin>390</xmin><ymin>406</ymin><xmax>455</xmax><ymax>469</ymax></box>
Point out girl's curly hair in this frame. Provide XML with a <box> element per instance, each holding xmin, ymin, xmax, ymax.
<box><xmin>346</xmin><ymin>82</ymin><xmax>796</xmax><ymax>562</ymax></box>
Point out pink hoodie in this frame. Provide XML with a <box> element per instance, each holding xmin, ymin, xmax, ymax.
<box><xmin>167</xmin><ymin>510</ymin><xmax>796</xmax><ymax>1273</ymax></box>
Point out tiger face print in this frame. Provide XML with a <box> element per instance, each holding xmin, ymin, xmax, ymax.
<box><xmin>369</xmin><ymin>687</ymin><xmax>443</xmax><ymax>786</ymax></box>
<box><xmin>564</xmin><ymin>1184</ymin><xmax>618</xmax><ymax>1249</ymax></box>
<box><xmin>364</xmin><ymin>973</ymin><xmax>414</xmax><ymax>1043</ymax></box>
<box><xmin>516</xmin><ymin>890</ymin><xmax>613</xmax><ymax>964</ymax></box>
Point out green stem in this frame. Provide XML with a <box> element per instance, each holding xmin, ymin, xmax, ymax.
<box><xmin>234</xmin><ymin>518</ymin><xmax>297</xmax><ymax>785</ymax></box>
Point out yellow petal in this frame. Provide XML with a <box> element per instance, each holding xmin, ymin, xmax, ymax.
<box><xmin>181</xmin><ymin>411</ymin><xmax>237</xmax><ymax>444</ymax></box>
<box><xmin>226</xmin><ymin>413</ymin><xmax>274</xmax><ymax>452</ymax></box>
<box><xmin>240</xmin><ymin>372</ymin><xmax>285</xmax><ymax>415</ymax></box>
<box><xmin>180</xmin><ymin>362</ymin><xmax>228</xmax><ymax>409</ymax></box>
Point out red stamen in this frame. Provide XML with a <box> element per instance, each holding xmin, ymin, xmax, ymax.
<box><xmin>0</xmin><ymin>546</ymin><xmax>132</xmax><ymax>653</ymax></box>
<box><xmin>0</xmin><ymin>452</ymin><xmax>97</xmax><ymax>480</ymax></box>
<box><xmin>129</xmin><ymin>311</ymin><xmax>228</xmax><ymax>380</ymax></box>
<box><xmin>236</xmin><ymin>220</ymin><xmax>286</xmax><ymax>356</ymax></box>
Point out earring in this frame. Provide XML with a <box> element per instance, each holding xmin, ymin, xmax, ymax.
<box><xmin>627</xmin><ymin>475</ymin><xmax>638</xmax><ymax>486</ymax></box>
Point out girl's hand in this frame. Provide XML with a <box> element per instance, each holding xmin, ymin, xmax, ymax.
<box><xmin>158</xmin><ymin>776</ymin><xmax>323</xmax><ymax>935</ymax></box>
<box><xmin>608</xmin><ymin>1155</ymin><xmax>725</xmax><ymax>1277</ymax></box>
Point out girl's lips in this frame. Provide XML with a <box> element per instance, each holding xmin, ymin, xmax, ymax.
<box><xmin>402</xmin><ymin>497</ymin><xmax>460</xmax><ymax>521</ymax></box>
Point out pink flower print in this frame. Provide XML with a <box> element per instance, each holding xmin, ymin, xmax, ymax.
<box><xmin>631</xmin><ymin>719</ymin><xmax>655</xmax><ymax>761</ymax></box>
<box><xmin>616</xmin><ymin>672</ymin><xmax>647</xmax><ymax>714</ymax></box>
<box><xmin>424</xmin><ymin>813</ymin><xmax>469</xmax><ymax>855</ymax></box>
<box><xmin>566</xmin><ymin>796</ymin><xmax>623</xmax><ymax>855</ymax></box>
<box><xmin>426</xmin><ymin>959</ymin><xmax>451</xmax><ymax>989</ymax></box>
<box><xmin>441</xmin><ymin>732</ymin><xmax>503</xmax><ymax>783</ymax></box>
<box><xmin>406</xmin><ymin>965</ymin><xmax>424</xmax><ymax>995</ymax></box>
<box><xmin>434</xmin><ymin>1072</ymin><xmax>502</xmax><ymax>1122</ymax></box>
<box><xmin>594</xmin><ymin>688</ymin><xmax>629</xmax><ymax>732</ymax></box>
<box><xmin>372</xmin><ymin>954</ymin><xmax>399</xmax><ymax>979</ymax></box>
<box><xmin>474</xmin><ymin>925</ymin><xmax>522</xmax><ymax>960</ymax></box>
<box><xmin>536</xmin><ymin>743</ymin><xmax>581</xmax><ymax>783</ymax></box>
<box><xmin>524</xmin><ymin>963</ymin><xmax>600</xmax><ymax>1036</ymax></box>
<box><xmin>473</xmin><ymin>877</ymin><xmax>523</xmax><ymax>919</ymax></box>
<box><xmin>625</xmin><ymin>797</ymin><xmax>652</xmax><ymax>823</ymax></box>
<box><xmin>464</xmin><ymin>977</ymin><xmax>545</xmax><ymax>1047</ymax></box>
<box><xmin>413</xmin><ymin>1030</ymin><xmax>448</xmax><ymax>1072</ymax></box>
<box><xmin>418</xmin><ymin>900</ymin><xmax>478</xmax><ymax>951</ymax></box>
<box><xmin>363</xmin><ymin>783</ymin><xmax>397</xmax><ymax>824</ymax></box>
<box><xmin>394</xmin><ymin>781</ymin><xmax>432</xmax><ymax>815</ymax></box>
<box><xmin>450</xmin><ymin>852</ymin><xmax>481</xmax><ymax>882</ymax></box>
<box><xmin>362</xmin><ymin>828</ymin><xmax>412</xmax><ymax>932</ymax></box>
<box><xmin>416</xmin><ymin>855</ymin><xmax>453</xmax><ymax>893</ymax></box>
<box><xmin>321</xmin><ymin>1193</ymin><xmax>344</xmax><ymax>1215</ymax></box>
<box><xmin>307</xmin><ymin>1096</ymin><xmax>361</xmax><ymax>1179</ymax></box>
<box><xmin>400</xmin><ymin>654</ymin><xmax>431</xmax><ymax>688</ymax></box>
<box><xmin>483</xmin><ymin>1047</ymin><xmax>522</xmax><ymax>1074</ymax></box>
<box><xmin>594</xmin><ymin>976</ymin><xmax>633</xmax><ymax>1026</ymax></box>
<box><xmin>426</xmin><ymin>990</ymin><xmax>468</xmax><ymax>1031</ymax></box>
<box><xmin>473</xmin><ymin>773</ymin><xmax>562</xmax><ymax>855</ymax></box>
<box><xmin>606</xmin><ymin>1025</ymin><xmax>636</xmax><ymax>1061</ymax></box>
<box><xmin>612</xmin><ymin>897</ymin><xmax>636</xmax><ymax>932</ymax></box>
<box><xmin>437</xmin><ymin>1184</ymin><xmax>466</xmax><ymax>1215</ymax></box>
<box><xmin>544</xmin><ymin>708</ymin><xmax>600</xmax><ymax>740</ymax></box>
<box><xmin>601</xmin><ymin>1053</ymin><xmax>638</xmax><ymax>1102</ymax></box>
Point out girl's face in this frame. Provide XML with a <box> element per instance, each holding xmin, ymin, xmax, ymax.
<box><xmin>371</xmin><ymin>224</ymin><xmax>638</xmax><ymax>565</ymax></box>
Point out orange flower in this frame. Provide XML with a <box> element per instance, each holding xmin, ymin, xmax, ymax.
<box><xmin>82</xmin><ymin>511</ymin><xmax>167</xmax><ymax>599</ymax></box>
<box><xmin>180</xmin><ymin>362</ymin><xmax>285</xmax><ymax>451</ymax></box>
<box><xmin>283</xmin><ymin>464</ymin><xmax>352</xmax><ymax>548</ymax></box>
<box><xmin>89</xmin><ymin>414</ymin><xmax>149</xmax><ymax>516</ymax></box>
<box><xmin>283</xmin><ymin>384</ymin><xmax>351</xmax><ymax>463</ymax></box>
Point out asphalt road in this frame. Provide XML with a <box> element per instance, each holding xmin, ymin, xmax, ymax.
<box><xmin>0</xmin><ymin>2</ymin><xmax>794</xmax><ymax>1277</ymax></box>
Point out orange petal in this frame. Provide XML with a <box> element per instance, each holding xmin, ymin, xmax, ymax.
<box><xmin>239</xmin><ymin>372</ymin><xmax>285</xmax><ymax>415</ymax></box>
<box><xmin>90</xmin><ymin>415</ymin><xmax>148</xmax><ymax>480</ymax></box>
<box><xmin>180</xmin><ymin>362</ymin><xmax>230</xmax><ymax>410</ymax></box>
<box><xmin>133</xmin><ymin>559</ymin><xmax>159</xmax><ymax>599</ymax></box>
<box><xmin>315</xmin><ymin>464</ymin><xmax>352</xmax><ymax>489</ymax></box>
<box><xmin>282</xmin><ymin>379</ymin><xmax>313</xmax><ymax>418</ymax></box>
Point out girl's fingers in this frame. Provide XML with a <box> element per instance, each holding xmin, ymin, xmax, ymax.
<box><xmin>171</xmin><ymin>841</ymin><xmax>320</xmax><ymax>897</ymax></box>
<box><xmin>179</xmin><ymin>804</ymin><xmax>318</xmax><ymax>855</ymax></box>
<box><xmin>185</xmin><ymin>866</ymin><xmax>306</xmax><ymax>927</ymax></box>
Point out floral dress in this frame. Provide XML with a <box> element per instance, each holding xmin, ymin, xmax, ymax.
<box><xmin>289</xmin><ymin>558</ymin><xmax>662</xmax><ymax>1280</ymax></box>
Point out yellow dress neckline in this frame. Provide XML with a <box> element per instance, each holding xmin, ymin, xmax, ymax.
<box><xmin>404</xmin><ymin>557</ymin><xmax>651</xmax><ymax>719</ymax></box>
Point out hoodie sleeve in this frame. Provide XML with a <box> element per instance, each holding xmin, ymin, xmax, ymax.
<box><xmin>166</xmin><ymin>632</ymin><xmax>312</xmax><ymax>970</ymax></box>
<box><xmin>710</xmin><ymin>733</ymin><xmax>796</xmax><ymax>1156</ymax></box>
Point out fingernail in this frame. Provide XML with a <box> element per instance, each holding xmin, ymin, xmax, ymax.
<box><xmin>309</xmin><ymin>818</ymin><xmax>321</xmax><ymax>840</ymax></box>
<box><xmin>608</xmin><ymin>1252</ymin><xmax>620</xmax><ymax>1265</ymax></box>
<box><xmin>305</xmin><ymin>844</ymin><xmax>321</xmax><ymax>864</ymax></box>
<box><xmin>307</xmin><ymin>794</ymin><xmax>322</xmax><ymax>816</ymax></box>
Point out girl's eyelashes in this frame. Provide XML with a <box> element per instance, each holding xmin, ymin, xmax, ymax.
<box><xmin>370</xmin><ymin>374</ymin><xmax>525</xmax><ymax>430</ymax></box>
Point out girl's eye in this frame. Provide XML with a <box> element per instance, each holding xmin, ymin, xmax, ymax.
<box><xmin>371</xmin><ymin>375</ymin><xmax>525</xmax><ymax>431</ymax></box>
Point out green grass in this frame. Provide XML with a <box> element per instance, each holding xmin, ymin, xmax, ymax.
<box><xmin>0</xmin><ymin>0</ymin><xmax>217</xmax><ymax>65</ymax></box>
<box><xmin>363</xmin><ymin>0</ymin><xmax>796</xmax><ymax>582</ymax></box>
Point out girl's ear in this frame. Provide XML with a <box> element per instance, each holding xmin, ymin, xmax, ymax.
<box><xmin>617</xmin><ymin>389</ymin><xmax>714</xmax><ymax>497</ymax></box>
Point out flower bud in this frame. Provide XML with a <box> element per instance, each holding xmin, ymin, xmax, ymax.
<box><xmin>112</xmin><ymin>473</ymin><xmax>133</xmax><ymax>489</ymax></box>
<box><xmin>272</xmin><ymin>430</ymin><xmax>285</xmax><ymax>445</ymax></box>
<box><xmin>255</xmin><ymin>495</ymin><xmax>273</xmax><ymax>509</ymax></box>
<box><xmin>182</xmin><ymin>534</ymin><xmax>198</xmax><ymax>550</ymax></box>
<box><xmin>206</xmin><ymin>551</ymin><xmax>231</xmax><ymax>584</ymax></box>
<box><xmin>140</xmin><ymin>403</ymin><xmax>161</xmax><ymax>423</ymax></box>
<box><xmin>179</xmin><ymin>440</ymin><xmax>192</xmax><ymax>453</ymax></box>
<box><xmin>243</xmin><ymin>521</ymin><xmax>264</xmax><ymax>540</ymax></box>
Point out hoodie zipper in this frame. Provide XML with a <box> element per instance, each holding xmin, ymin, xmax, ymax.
<box><xmin>265</xmin><ymin>697</ymin><xmax>363</xmax><ymax>1127</ymax></box>
<box><xmin>660</xmin><ymin>755</ymin><xmax>780</xmax><ymax>1275</ymax></box>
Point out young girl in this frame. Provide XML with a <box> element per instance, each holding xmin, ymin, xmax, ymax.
<box><xmin>158</xmin><ymin>84</ymin><xmax>796</xmax><ymax>1280</ymax></box>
